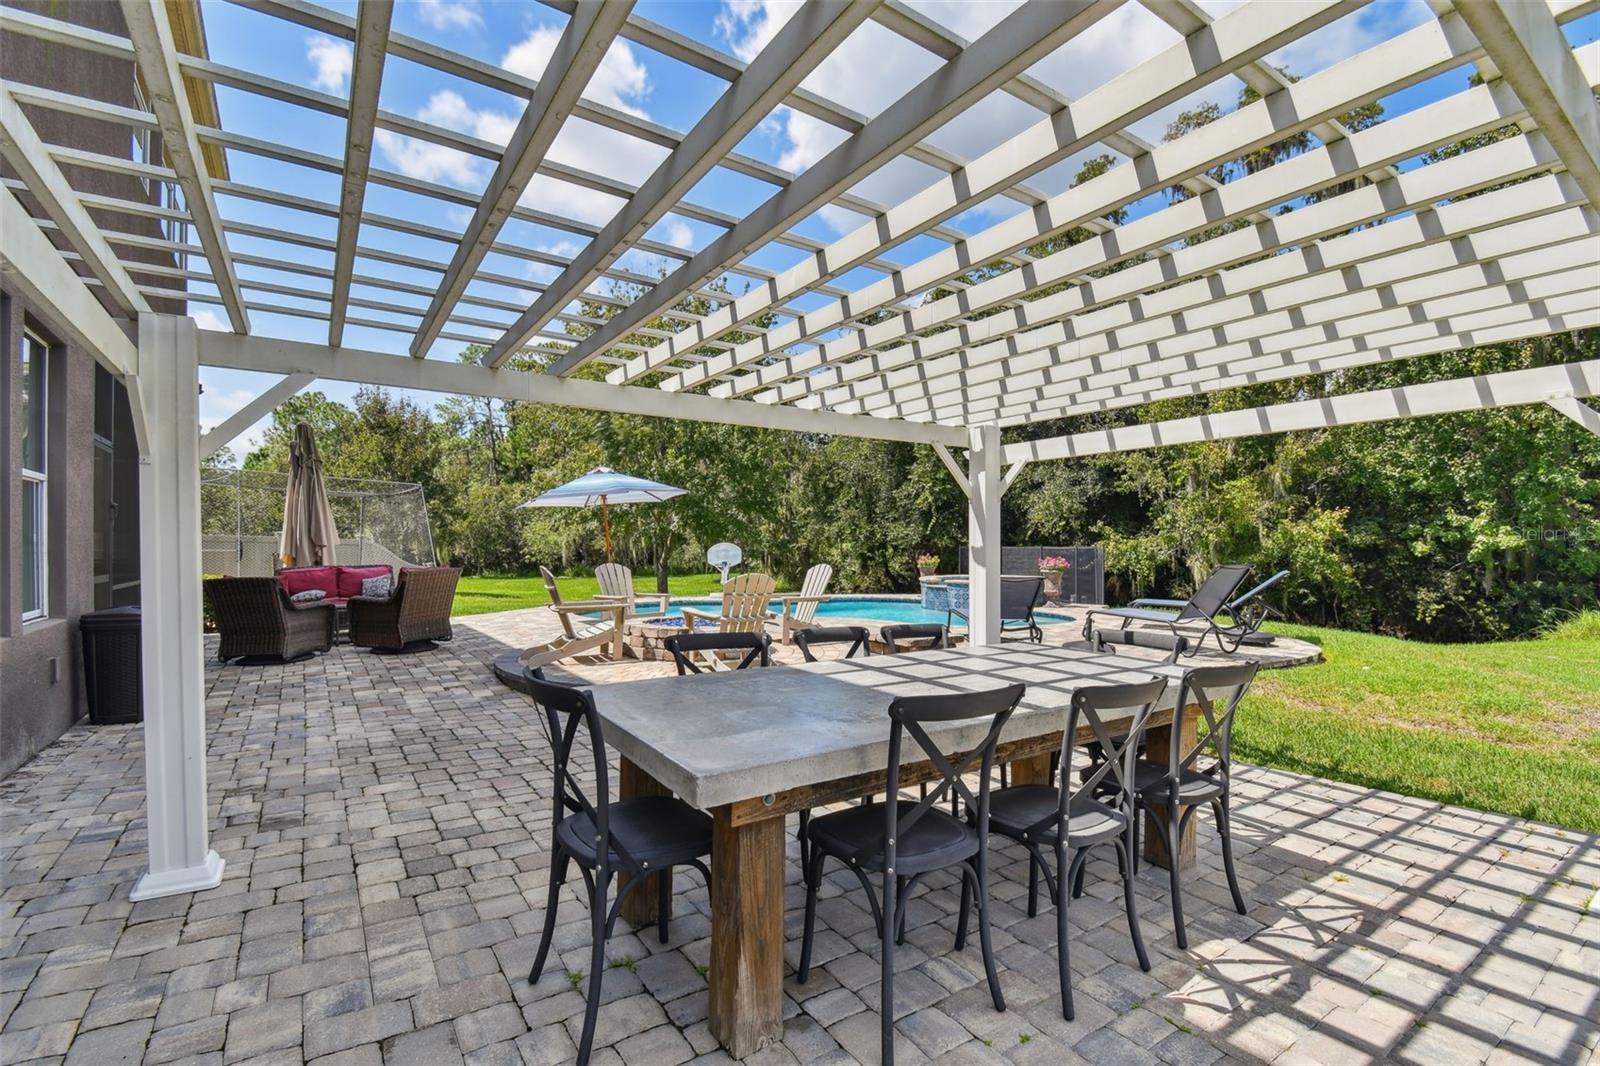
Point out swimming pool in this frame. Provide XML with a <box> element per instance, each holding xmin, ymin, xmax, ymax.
<box><xmin>600</xmin><ymin>597</ymin><xmax>1075</xmax><ymax>627</ymax></box>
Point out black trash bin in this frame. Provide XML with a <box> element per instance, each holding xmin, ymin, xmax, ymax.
<box><xmin>80</xmin><ymin>606</ymin><xmax>143</xmax><ymax>724</ymax></box>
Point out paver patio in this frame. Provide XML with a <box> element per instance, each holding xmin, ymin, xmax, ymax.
<box><xmin>2</xmin><ymin>609</ymin><xmax>1597</xmax><ymax>1066</ymax></box>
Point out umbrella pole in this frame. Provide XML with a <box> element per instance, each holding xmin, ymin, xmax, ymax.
<box><xmin>601</xmin><ymin>497</ymin><xmax>613</xmax><ymax>562</ymax></box>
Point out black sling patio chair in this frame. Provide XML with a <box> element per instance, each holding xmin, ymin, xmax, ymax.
<box><xmin>1129</xmin><ymin>568</ymin><xmax>1289</xmax><ymax>648</ymax></box>
<box><xmin>794</xmin><ymin>625</ymin><xmax>871</xmax><ymax>662</ymax></box>
<box><xmin>1130</xmin><ymin>661</ymin><xmax>1259</xmax><ymax>948</ymax></box>
<box><xmin>880</xmin><ymin>623</ymin><xmax>948</xmax><ymax>653</ymax></box>
<box><xmin>1081</xmin><ymin>564</ymin><xmax>1256</xmax><ymax>655</ymax></box>
<box><xmin>949</xmin><ymin>575</ymin><xmax>1046</xmax><ymax>642</ymax></box>
<box><xmin>663</xmin><ymin>629</ymin><xmax>770</xmax><ymax>673</ymax></box>
<box><xmin>797</xmin><ymin>683</ymin><xmax>1024</xmax><ymax>1066</ymax></box>
<box><xmin>985</xmin><ymin>677</ymin><xmax>1165</xmax><ymax>1020</ymax></box>
<box><xmin>522</xmin><ymin>669</ymin><xmax>713</xmax><ymax>1066</ymax></box>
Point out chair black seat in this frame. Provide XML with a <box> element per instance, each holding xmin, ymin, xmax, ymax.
<box><xmin>808</xmin><ymin>800</ymin><xmax>977</xmax><ymax>874</ymax></box>
<box><xmin>988</xmin><ymin>785</ymin><xmax>1127</xmax><ymax>847</ymax></box>
<box><xmin>555</xmin><ymin>796</ymin><xmax>713</xmax><ymax>868</ymax></box>
<box><xmin>1130</xmin><ymin>761</ymin><xmax>1225</xmax><ymax>802</ymax></box>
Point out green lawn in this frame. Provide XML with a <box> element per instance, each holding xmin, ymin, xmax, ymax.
<box><xmin>1239</xmin><ymin>617</ymin><xmax>1600</xmax><ymax>833</ymax></box>
<box><xmin>453</xmin><ymin>571</ymin><xmax>740</xmax><ymax>617</ymax></box>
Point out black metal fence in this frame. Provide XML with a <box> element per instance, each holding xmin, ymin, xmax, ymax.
<box><xmin>957</xmin><ymin>545</ymin><xmax>1104</xmax><ymax>604</ymax></box>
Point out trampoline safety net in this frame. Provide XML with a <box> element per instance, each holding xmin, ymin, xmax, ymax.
<box><xmin>201</xmin><ymin>468</ymin><xmax>437</xmax><ymax>576</ymax></box>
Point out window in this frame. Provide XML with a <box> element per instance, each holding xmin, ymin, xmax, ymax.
<box><xmin>20</xmin><ymin>331</ymin><xmax>48</xmax><ymax>621</ymax></box>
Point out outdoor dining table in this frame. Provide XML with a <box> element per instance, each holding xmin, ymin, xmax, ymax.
<box><xmin>583</xmin><ymin>642</ymin><xmax>1203</xmax><ymax>1058</ymax></box>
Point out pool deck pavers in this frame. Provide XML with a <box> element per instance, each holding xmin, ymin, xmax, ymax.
<box><xmin>0</xmin><ymin>605</ymin><xmax>1595</xmax><ymax>1066</ymax></box>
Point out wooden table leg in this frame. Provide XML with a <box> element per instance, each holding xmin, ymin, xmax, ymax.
<box><xmin>708</xmin><ymin>807</ymin><xmax>784</xmax><ymax>1059</ymax></box>
<box><xmin>617</xmin><ymin>757</ymin><xmax>670</xmax><ymax>927</ymax></box>
<box><xmin>1142</xmin><ymin>710</ymin><xmax>1197</xmax><ymax>870</ymax></box>
<box><xmin>1009</xmin><ymin>751</ymin><xmax>1053</xmax><ymax>786</ymax></box>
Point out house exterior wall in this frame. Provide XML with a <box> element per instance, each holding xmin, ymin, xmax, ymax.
<box><xmin>0</xmin><ymin>0</ymin><xmax>172</xmax><ymax>777</ymax></box>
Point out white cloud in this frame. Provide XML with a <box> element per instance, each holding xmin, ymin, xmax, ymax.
<box><xmin>501</xmin><ymin>25</ymin><xmax>652</xmax><ymax>118</ymax></box>
<box><xmin>191</xmin><ymin>308</ymin><xmax>229</xmax><ymax>332</ymax></box>
<box><xmin>306</xmin><ymin>34</ymin><xmax>352</xmax><ymax>93</ymax></box>
<box><xmin>662</xmin><ymin>220</ymin><xmax>695</xmax><ymax>249</ymax></box>
<box><xmin>714</xmin><ymin>0</ymin><xmax>801</xmax><ymax>62</ymax></box>
<box><xmin>415</xmin><ymin>0</ymin><xmax>482</xmax><ymax>32</ymax></box>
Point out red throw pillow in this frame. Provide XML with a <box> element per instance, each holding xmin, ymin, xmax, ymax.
<box><xmin>279</xmin><ymin>566</ymin><xmax>338</xmax><ymax>598</ymax></box>
<box><xmin>336</xmin><ymin>565</ymin><xmax>392</xmax><ymax>599</ymax></box>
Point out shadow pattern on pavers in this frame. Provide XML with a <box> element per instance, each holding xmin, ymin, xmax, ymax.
<box><xmin>0</xmin><ymin>608</ymin><xmax>1596</xmax><ymax>1065</ymax></box>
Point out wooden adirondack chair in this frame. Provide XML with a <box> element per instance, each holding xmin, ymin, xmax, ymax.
<box><xmin>518</xmin><ymin>565</ymin><xmax>627</xmax><ymax>670</ymax></box>
<box><xmin>771</xmin><ymin>562</ymin><xmax>834</xmax><ymax>643</ymax></box>
<box><xmin>681</xmin><ymin>573</ymin><xmax>776</xmax><ymax>634</ymax></box>
<box><xmin>593</xmin><ymin>562</ymin><xmax>669</xmax><ymax>616</ymax></box>
<box><xmin>677</xmin><ymin>572</ymin><xmax>777</xmax><ymax>671</ymax></box>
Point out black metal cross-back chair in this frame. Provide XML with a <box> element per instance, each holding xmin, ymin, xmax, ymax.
<box><xmin>987</xmin><ymin>677</ymin><xmax>1166</xmax><ymax>1021</ymax></box>
<box><xmin>880</xmin><ymin>622</ymin><xmax>948</xmax><ymax>654</ymax></box>
<box><xmin>798</xmin><ymin>683</ymin><xmax>1024</xmax><ymax>1066</ymax></box>
<box><xmin>794</xmin><ymin>624</ymin><xmax>871</xmax><ymax>662</ymax></box>
<box><xmin>663</xmin><ymin>629</ymin><xmax>770</xmax><ymax>673</ymax></box>
<box><xmin>522</xmin><ymin>669</ymin><xmax>713</xmax><ymax>1066</ymax></box>
<box><xmin>1131</xmin><ymin>661</ymin><xmax>1259</xmax><ymax>948</ymax></box>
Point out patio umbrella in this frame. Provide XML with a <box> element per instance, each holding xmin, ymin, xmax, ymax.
<box><xmin>280</xmin><ymin>422</ymin><xmax>339</xmax><ymax>567</ymax></box>
<box><xmin>520</xmin><ymin>466</ymin><xmax>685</xmax><ymax>562</ymax></box>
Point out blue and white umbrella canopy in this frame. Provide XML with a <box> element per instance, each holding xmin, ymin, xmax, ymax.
<box><xmin>520</xmin><ymin>467</ymin><xmax>686</xmax><ymax>560</ymax></box>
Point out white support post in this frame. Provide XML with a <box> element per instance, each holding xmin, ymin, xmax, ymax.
<box><xmin>966</xmin><ymin>423</ymin><xmax>1002</xmax><ymax>646</ymax></box>
<box><xmin>130</xmin><ymin>314</ymin><xmax>223</xmax><ymax>901</ymax></box>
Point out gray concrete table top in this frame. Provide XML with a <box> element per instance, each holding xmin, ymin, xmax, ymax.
<box><xmin>584</xmin><ymin>644</ymin><xmax>1193</xmax><ymax>811</ymax></box>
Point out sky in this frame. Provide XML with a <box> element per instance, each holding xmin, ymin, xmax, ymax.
<box><xmin>188</xmin><ymin>0</ymin><xmax>1600</xmax><ymax>459</ymax></box>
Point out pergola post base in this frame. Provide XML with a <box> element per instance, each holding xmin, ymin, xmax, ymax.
<box><xmin>132</xmin><ymin>313</ymin><xmax>222</xmax><ymax>900</ymax></box>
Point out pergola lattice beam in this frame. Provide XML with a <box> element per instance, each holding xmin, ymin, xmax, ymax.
<box><xmin>1455</xmin><ymin>0</ymin><xmax>1600</xmax><ymax>208</ymax></box>
<box><xmin>1002</xmin><ymin>358</ymin><xmax>1600</xmax><ymax>463</ymax></box>
<box><xmin>682</xmin><ymin>0</ymin><xmax>1449</xmax><ymax>398</ymax></box>
<box><xmin>918</xmin><ymin>260</ymin><xmax>1600</xmax><ymax>425</ymax></box>
<box><xmin>535</xmin><ymin>0</ymin><xmax>1126</xmax><ymax>377</ymax></box>
<box><xmin>774</xmin><ymin>62</ymin><xmax>1543</xmax><ymax>411</ymax></box>
<box><xmin>1548</xmin><ymin>396</ymin><xmax>1600</xmax><ymax>435</ymax></box>
<box><xmin>483</xmin><ymin>0</ymin><xmax>882</xmax><ymax>369</ymax></box>
<box><xmin>195</xmin><ymin>332</ymin><xmax>967</xmax><ymax>447</ymax></box>
<box><xmin>118</xmin><ymin>0</ymin><xmax>248</xmax><ymax>333</ymax></box>
<box><xmin>326</xmin><ymin>0</ymin><xmax>390</xmax><ymax>348</ymax></box>
<box><xmin>0</xmin><ymin>85</ymin><xmax>149</xmax><ymax>319</ymax></box>
<box><xmin>843</xmin><ymin>164</ymin><xmax>1592</xmax><ymax>418</ymax></box>
<box><xmin>409</xmin><ymin>1</ymin><xmax>635</xmax><ymax>357</ymax></box>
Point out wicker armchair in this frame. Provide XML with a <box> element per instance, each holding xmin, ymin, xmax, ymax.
<box><xmin>205</xmin><ymin>577</ymin><xmax>336</xmax><ymax>662</ymax></box>
<box><xmin>348</xmin><ymin>567</ymin><xmax>461</xmax><ymax>651</ymax></box>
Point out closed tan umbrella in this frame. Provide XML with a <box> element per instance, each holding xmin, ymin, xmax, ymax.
<box><xmin>280</xmin><ymin>422</ymin><xmax>339</xmax><ymax>567</ymax></box>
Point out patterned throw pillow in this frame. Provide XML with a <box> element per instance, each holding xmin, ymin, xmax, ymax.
<box><xmin>290</xmin><ymin>589</ymin><xmax>326</xmax><ymax>603</ymax></box>
<box><xmin>361</xmin><ymin>574</ymin><xmax>392</xmax><ymax>599</ymax></box>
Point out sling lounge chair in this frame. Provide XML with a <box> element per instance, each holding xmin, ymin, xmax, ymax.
<box><xmin>681</xmin><ymin>573</ymin><xmax>775</xmax><ymax>635</ymax></box>
<box><xmin>1081</xmin><ymin>564</ymin><xmax>1258</xmax><ymax>655</ymax></box>
<box><xmin>518</xmin><ymin>565</ymin><xmax>627</xmax><ymax>671</ymax></box>
<box><xmin>593</xmin><ymin>562</ymin><xmax>669</xmax><ymax>617</ymax></box>
<box><xmin>770</xmin><ymin>562</ymin><xmax>834</xmax><ymax>643</ymax></box>
<box><xmin>949</xmin><ymin>575</ymin><xmax>1046</xmax><ymax>642</ymax></box>
<box><xmin>1128</xmin><ymin>568</ymin><xmax>1288</xmax><ymax>647</ymax></box>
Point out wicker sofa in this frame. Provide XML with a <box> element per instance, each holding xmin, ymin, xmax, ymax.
<box><xmin>205</xmin><ymin>577</ymin><xmax>336</xmax><ymax>662</ymax></box>
<box><xmin>348</xmin><ymin>566</ymin><xmax>461</xmax><ymax>651</ymax></box>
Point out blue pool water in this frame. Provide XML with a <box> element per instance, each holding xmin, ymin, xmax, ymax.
<box><xmin>599</xmin><ymin>597</ymin><xmax>1074</xmax><ymax>626</ymax></box>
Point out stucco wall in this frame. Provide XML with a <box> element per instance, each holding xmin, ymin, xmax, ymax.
<box><xmin>0</xmin><ymin>287</ymin><xmax>98</xmax><ymax>778</ymax></box>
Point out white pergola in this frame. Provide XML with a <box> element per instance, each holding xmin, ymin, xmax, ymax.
<box><xmin>1</xmin><ymin>0</ymin><xmax>1598</xmax><ymax>918</ymax></box>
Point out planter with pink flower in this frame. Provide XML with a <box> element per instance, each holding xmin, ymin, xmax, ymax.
<box><xmin>1038</xmin><ymin>555</ymin><xmax>1072</xmax><ymax>603</ymax></box>
<box><xmin>916</xmin><ymin>552</ymin><xmax>940</xmax><ymax>578</ymax></box>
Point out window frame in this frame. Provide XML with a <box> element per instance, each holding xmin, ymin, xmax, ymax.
<box><xmin>20</xmin><ymin>329</ymin><xmax>48</xmax><ymax>623</ymax></box>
